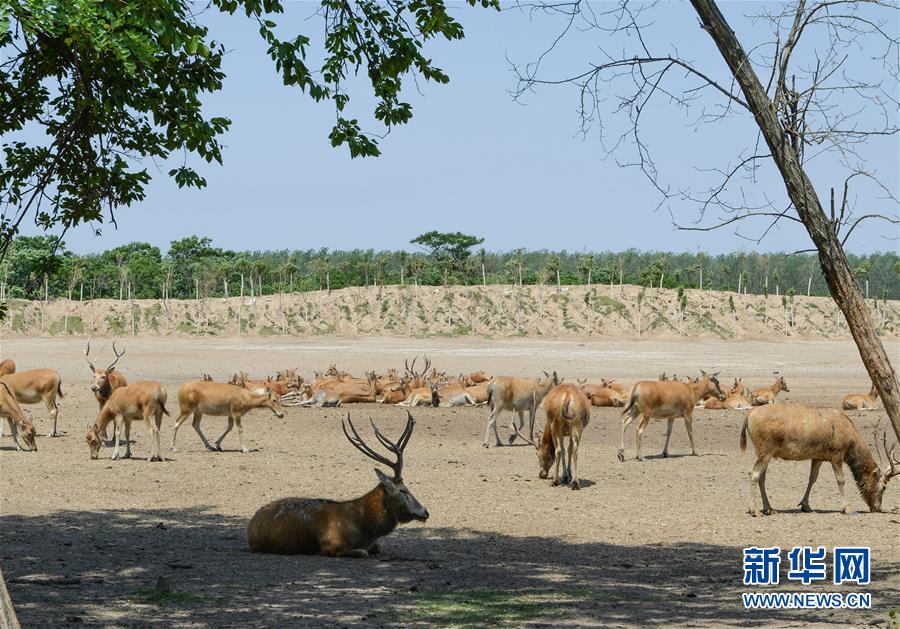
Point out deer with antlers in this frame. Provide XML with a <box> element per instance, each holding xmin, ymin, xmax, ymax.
<box><xmin>0</xmin><ymin>381</ymin><xmax>37</xmax><ymax>451</ymax></box>
<box><xmin>85</xmin><ymin>381</ymin><xmax>169</xmax><ymax>461</ymax></box>
<box><xmin>483</xmin><ymin>371</ymin><xmax>559</xmax><ymax>448</ymax></box>
<box><xmin>741</xmin><ymin>404</ymin><xmax>899</xmax><ymax>515</ymax></box>
<box><xmin>751</xmin><ymin>375</ymin><xmax>790</xmax><ymax>405</ymax></box>
<box><xmin>0</xmin><ymin>368</ymin><xmax>64</xmax><ymax>437</ymax></box>
<box><xmin>84</xmin><ymin>337</ymin><xmax>128</xmax><ymax>441</ymax></box>
<box><xmin>246</xmin><ymin>412</ymin><xmax>428</xmax><ymax>556</ymax></box>
<box><xmin>170</xmin><ymin>381</ymin><xmax>285</xmax><ymax>453</ymax></box>
<box><xmin>0</xmin><ymin>359</ymin><xmax>15</xmax><ymax>376</ymax></box>
<box><xmin>619</xmin><ymin>370</ymin><xmax>725</xmax><ymax>461</ymax></box>
<box><xmin>842</xmin><ymin>383</ymin><xmax>879</xmax><ymax>411</ymax></box>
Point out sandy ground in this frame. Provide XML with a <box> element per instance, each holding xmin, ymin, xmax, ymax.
<box><xmin>1</xmin><ymin>335</ymin><xmax>899</xmax><ymax>627</ymax></box>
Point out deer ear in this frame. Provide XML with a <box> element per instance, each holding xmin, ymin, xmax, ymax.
<box><xmin>374</xmin><ymin>468</ymin><xmax>397</xmax><ymax>491</ymax></box>
<box><xmin>107</xmin><ymin>367</ymin><xmax>115</xmax><ymax>374</ymax></box>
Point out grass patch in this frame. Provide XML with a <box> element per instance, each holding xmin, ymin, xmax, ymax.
<box><xmin>594</xmin><ymin>294</ymin><xmax>628</xmax><ymax>316</ymax></box>
<box><xmin>404</xmin><ymin>590</ymin><xmax>591</xmax><ymax>627</ymax></box>
<box><xmin>48</xmin><ymin>315</ymin><xmax>84</xmax><ymax>335</ymax></box>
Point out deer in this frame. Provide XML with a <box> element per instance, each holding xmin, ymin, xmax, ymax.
<box><xmin>600</xmin><ymin>379</ymin><xmax>628</xmax><ymax>395</ymax></box>
<box><xmin>0</xmin><ymin>368</ymin><xmax>64</xmax><ymax>437</ymax></box>
<box><xmin>466</xmin><ymin>371</ymin><xmax>491</xmax><ymax>384</ymax></box>
<box><xmin>741</xmin><ymin>404</ymin><xmax>899</xmax><ymax>515</ymax></box>
<box><xmin>702</xmin><ymin>378</ymin><xmax>755</xmax><ymax>410</ymax></box>
<box><xmin>246</xmin><ymin>412</ymin><xmax>428</xmax><ymax>557</ymax></box>
<box><xmin>842</xmin><ymin>384</ymin><xmax>879</xmax><ymax>411</ymax></box>
<box><xmin>0</xmin><ymin>381</ymin><xmax>37</xmax><ymax>452</ymax></box>
<box><xmin>576</xmin><ymin>379</ymin><xmax>625</xmax><ymax>407</ymax></box>
<box><xmin>170</xmin><ymin>381</ymin><xmax>285</xmax><ymax>453</ymax></box>
<box><xmin>618</xmin><ymin>370</ymin><xmax>725</xmax><ymax>461</ymax></box>
<box><xmin>84</xmin><ymin>337</ymin><xmax>128</xmax><ymax>442</ymax></box>
<box><xmin>483</xmin><ymin>371</ymin><xmax>559</xmax><ymax>448</ymax></box>
<box><xmin>295</xmin><ymin>372</ymin><xmax>378</xmax><ymax>407</ymax></box>
<box><xmin>395</xmin><ymin>378</ymin><xmax>440</xmax><ymax>407</ymax></box>
<box><xmin>752</xmin><ymin>375</ymin><xmax>790</xmax><ymax>405</ymax></box>
<box><xmin>0</xmin><ymin>359</ymin><xmax>15</xmax><ymax>376</ymax></box>
<box><xmin>85</xmin><ymin>381</ymin><xmax>169</xmax><ymax>461</ymax></box>
<box><xmin>517</xmin><ymin>384</ymin><xmax>591</xmax><ymax>489</ymax></box>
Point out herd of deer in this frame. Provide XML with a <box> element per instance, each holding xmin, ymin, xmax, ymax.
<box><xmin>0</xmin><ymin>343</ymin><xmax>897</xmax><ymax>558</ymax></box>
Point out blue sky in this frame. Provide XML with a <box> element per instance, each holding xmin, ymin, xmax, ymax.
<box><xmin>17</xmin><ymin>1</ymin><xmax>900</xmax><ymax>255</ymax></box>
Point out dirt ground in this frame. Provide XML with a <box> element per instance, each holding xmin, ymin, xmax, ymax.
<box><xmin>1</xmin><ymin>335</ymin><xmax>898</xmax><ymax>627</ymax></box>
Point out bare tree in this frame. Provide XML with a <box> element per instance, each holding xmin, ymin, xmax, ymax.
<box><xmin>513</xmin><ymin>0</ymin><xmax>900</xmax><ymax>439</ymax></box>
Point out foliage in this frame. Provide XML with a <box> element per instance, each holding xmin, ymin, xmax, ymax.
<box><xmin>410</xmin><ymin>231</ymin><xmax>484</xmax><ymax>282</ymax></box>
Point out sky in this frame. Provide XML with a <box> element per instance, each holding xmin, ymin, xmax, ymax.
<box><xmin>11</xmin><ymin>1</ymin><xmax>900</xmax><ymax>255</ymax></box>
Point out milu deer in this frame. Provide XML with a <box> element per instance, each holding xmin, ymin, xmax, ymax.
<box><xmin>483</xmin><ymin>371</ymin><xmax>559</xmax><ymax>448</ymax></box>
<box><xmin>295</xmin><ymin>372</ymin><xmax>378</xmax><ymax>407</ymax></box>
<box><xmin>0</xmin><ymin>381</ymin><xmax>37</xmax><ymax>451</ymax></box>
<box><xmin>85</xmin><ymin>381</ymin><xmax>169</xmax><ymax>461</ymax></box>
<box><xmin>518</xmin><ymin>384</ymin><xmax>591</xmax><ymax>489</ymax></box>
<box><xmin>85</xmin><ymin>337</ymin><xmax>128</xmax><ymax>441</ymax></box>
<box><xmin>842</xmin><ymin>384</ymin><xmax>879</xmax><ymax>411</ymax></box>
<box><xmin>703</xmin><ymin>378</ymin><xmax>755</xmax><ymax>410</ymax></box>
<box><xmin>751</xmin><ymin>376</ymin><xmax>790</xmax><ymax>405</ymax></box>
<box><xmin>741</xmin><ymin>404</ymin><xmax>899</xmax><ymax>515</ymax></box>
<box><xmin>619</xmin><ymin>370</ymin><xmax>725</xmax><ymax>461</ymax></box>
<box><xmin>577</xmin><ymin>379</ymin><xmax>625</xmax><ymax>407</ymax></box>
<box><xmin>170</xmin><ymin>381</ymin><xmax>285</xmax><ymax>453</ymax></box>
<box><xmin>0</xmin><ymin>359</ymin><xmax>15</xmax><ymax>376</ymax></box>
<box><xmin>0</xmin><ymin>369</ymin><xmax>64</xmax><ymax>437</ymax></box>
<box><xmin>246</xmin><ymin>412</ymin><xmax>428</xmax><ymax>557</ymax></box>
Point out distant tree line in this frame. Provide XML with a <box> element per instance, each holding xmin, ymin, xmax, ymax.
<box><xmin>1</xmin><ymin>233</ymin><xmax>897</xmax><ymax>302</ymax></box>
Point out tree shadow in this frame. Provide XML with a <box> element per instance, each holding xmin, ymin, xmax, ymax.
<box><xmin>1</xmin><ymin>507</ymin><xmax>896</xmax><ymax>627</ymax></box>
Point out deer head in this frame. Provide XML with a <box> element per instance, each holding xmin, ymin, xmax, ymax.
<box><xmin>84</xmin><ymin>336</ymin><xmax>126</xmax><ymax>394</ymax></box>
<box><xmin>515</xmin><ymin>425</ymin><xmax>555</xmax><ymax>479</ymax></box>
<box><xmin>699</xmin><ymin>370</ymin><xmax>725</xmax><ymax>401</ymax></box>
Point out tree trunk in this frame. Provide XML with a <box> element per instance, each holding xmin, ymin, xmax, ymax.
<box><xmin>807</xmin><ymin>276</ymin><xmax>812</xmax><ymax>297</ymax></box>
<box><xmin>691</xmin><ymin>0</ymin><xmax>900</xmax><ymax>439</ymax></box>
<box><xmin>482</xmin><ymin>263</ymin><xmax>486</xmax><ymax>287</ymax></box>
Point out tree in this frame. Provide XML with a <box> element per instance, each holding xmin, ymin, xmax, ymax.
<box><xmin>410</xmin><ymin>231</ymin><xmax>484</xmax><ymax>284</ymax></box>
<box><xmin>0</xmin><ymin>0</ymin><xmax>499</xmax><ymax>261</ymax></box>
<box><xmin>515</xmin><ymin>0</ymin><xmax>900</xmax><ymax>440</ymax></box>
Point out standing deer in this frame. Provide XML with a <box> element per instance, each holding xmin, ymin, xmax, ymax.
<box><xmin>246</xmin><ymin>412</ymin><xmax>428</xmax><ymax>556</ymax></box>
<box><xmin>85</xmin><ymin>381</ymin><xmax>169</xmax><ymax>461</ymax></box>
<box><xmin>0</xmin><ymin>381</ymin><xmax>37</xmax><ymax>451</ymax></box>
<box><xmin>484</xmin><ymin>371</ymin><xmax>559</xmax><ymax>448</ymax></box>
<box><xmin>619</xmin><ymin>370</ymin><xmax>724</xmax><ymax>461</ymax></box>
<box><xmin>518</xmin><ymin>384</ymin><xmax>591</xmax><ymax>489</ymax></box>
<box><xmin>0</xmin><ymin>369</ymin><xmax>64</xmax><ymax>437</ymax></box>
<box><xmin>170</xmin><ymin>381</ymin><xmax>285</xmax><ymax>453</ymax></box>
<box><xmin>741</xmin><ymin>404</ymin><xmax>899</xmax><ymax>515</ymax></box>
<box><xmin>842</xmin><ymin>384</ymin><xmax>879</xmax><ymax>410</ymax></box>
<box><xmin>85</xmin><ymin>337</ymin><xmax>128</xmax><ymax>441</ymax></box>
<box><xmin>752</xmin><ymin>376</ymin><xmax>790</xmax><ymax>405</ymax></box>
<box><xmin>0</xmin><ymin>359</ymin><xmax>15</xmax><ymax>376</ymax></box>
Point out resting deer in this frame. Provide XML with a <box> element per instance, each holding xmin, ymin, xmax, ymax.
<box><xmin>741</xmin><ymin>404</ymin><xmax>899</xmax><ymax>515</ymax></box>
<box><xmin>0</xmin><ymin>359</ymin><xmax>15</xmax><ymax>376</ymax></box>
<box><xmin>518</xmin><ymin>384</ymin><xmax>591</xmax><ymax>489</ymax></box>
<box><xmin>600</xmin><ymin>379</ymin><xmax>628</xmax><ymax>395</ymax></box>
<box><xmin>246</xmin><ymin>412</ymin><xmax>428</xmax><ymax>556</ymax></box>
<box><xmin>752</xmin><ymin>376</ymin><xmax>789</xmax><ymax>405</ymax></box>
<box><xmin>483</xmin><ymin>371</ymin><xmax>559</xmax><ymax>448</ymax></box>
<box><xmin>84</xmin><ymin>337</ymin><xmax>128</xmax><ymax>441</ymax></box>
<box><xmin>703</xmin><ymin>378</ymin><xmax>754</xmax><ymax>410</ymax></box>
<box><xmin>0</xmin><ymin>369</ymin><xmax>64</xmax><ymax>437</ymax></box>
<box><xmin>170</xmin><ymin>381</ymin><xmax>285</xmax><ymax>453</ymax></box>
<box><xmin>577</xmin><ymin>379</ymin><xmax>625</xmax><ymax>407</ymax></box>
<box><xmin>85</xmin><ymin>381</ymin><xmax>169</xmax><ymax>461</ymax></box>
<box><xmin>0</xmin><ymin>381</ymin><xmax>37</xmax><ymax>451</ymax></box>
<box><xmin>395</xmin><ymin>378</ymin><xmax>439</xmax><ymax>407</ymax></box>
<box><xmin>619</xmin><ymin>370</ymin><xmax>724</xmax><ymax>461</ymax></box>
<box><xmin>842</xmin><ymin>384</ymin><xmax>879</xmax><ymax>411</ymax></box>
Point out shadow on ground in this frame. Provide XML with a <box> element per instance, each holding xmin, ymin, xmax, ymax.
<box><xmin>1</xmin><ymin>507</ymin><xmax>896</xmax><ymax>627</ymax></box>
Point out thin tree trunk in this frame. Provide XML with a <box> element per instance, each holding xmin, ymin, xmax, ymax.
<box><xmin>692</xmin><ymin>0</ymin><xmax>900</xmax><ymax>439</ymax></box>
<box><xmin>482</xmin><ymin>264</ymin><xmax>486</xmax><ymax>287</ymax></box>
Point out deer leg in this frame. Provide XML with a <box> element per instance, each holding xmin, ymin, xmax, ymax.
<box><xmin>122</xmin><ymin>419</ymin><xmax>133</xmax><ymax>459</ymax></box>
<box><xmin>45</xmin><ymin>396</ymin><xmax>60</xmax><ymax>437</ymax></box>
<box><xmin>111</xmin><ymin>418</ymin><xmax>123</xmax><ymax>460</ymax></box>
<box><xmin>484</xmin><ymin>408</ymin><xmax>501</xmax><ymax>448</ymax></box>
<box><xmin>758</xmin><ymin>469</ymin><xmax>775</xmax><ymax>515</ymax></box>
<box><xmin>565</xmin><ymin>436</ymin><xmax>576</xmax><ymax>487</ymax></box>
<box><xmin>215</xmin><ymin>415</ymin><xmax>235</xmax><ymax>451</ymax></box>
<box><xmin>618</xmin><ymin>413</ymin><xmax>635</xmax><ymax>462</ymax></box>
<box><xmin>830</xmin><ymin>459</ymin><xmax>849</xmax><ymax>514</ymax></box>
<box><xmin>170</xmin><ymin>411</ymin><xmax>190</xmax><ymax>451</ymax></box>
<box><xmin>6</xmin><ymin>419</ymin><xmax>21</xmax><ymax>451</ymax></box>
<box><xmin>661</xmin><ymin>419</ymin><xmax>674</xmax><ymax>457</ymax></box>
<box><xmin>799</xmin><ymin>460</ymin><xmax>823</xmax><ymax>512</ymax></box>
<box><xmin>684</xmin><ymin>412</ymin><xmax>697</xmax><ymax>456</ymax></box>
<box><xmin>748</xmin><ymin>455</ymin><xmax>771</xmax><ymax>516</ymax></box>
<box><xmin>190</xmin><ymin>413</ymin><xmax>216</xmax><ymax>451</ymax></box>
<box><xmin>235</xmin><ymin>415</ymin><xmax>249</xmax><ymax>453</ymax></box>
<box><xmin>508</xmin><ymin>410</ymin><xmax>524</xmax><ymax>444</ymax></box>
<box><xmin>551</xmin><ymin>431</ymin><xmax>563</xmax><ymax>486</ymax></box>
<box><xmin>635</xmin><ymin>414</ymin><xmax>651</xmax><ymax>461</ymax></box>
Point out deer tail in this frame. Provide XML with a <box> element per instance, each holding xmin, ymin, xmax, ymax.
<box><xmin>740</xmin><ymin>413</ymin><xmax>749</xmax><ymax>453</ymax></box>
<box><xmin>57</xmin><ymin>380</ymin><xmax>64</xmax><ymax>399</ymax></box>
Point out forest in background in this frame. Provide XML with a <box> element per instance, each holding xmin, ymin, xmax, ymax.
<box><xmin>1</xmin><ymin>234</ymin><xmax>897</xmax><ymax>304</ymax></box>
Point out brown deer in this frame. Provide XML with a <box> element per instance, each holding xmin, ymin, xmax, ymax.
<box><xmin>703</xmin><ymin>378</ymin><xmax>755</xmax><ymax>410</ymax></box>
<box><xmin>600</xmin><ymin>379</ymin><xmax>628</xmax><ymax>395</ymax></box>
<box><xmin>619</xmin><ymin>370</ymin><xmax>725</xmax><ymax>461</ymax></box>
<box><xmin>842</xmin><ymin>384</ymin><xmax>879</xmax><ymax>410</ymax></box>
<box><xmin>85</xmin><ymin>381</ymin><xmax>169</xmax><ymax>461</ymax></box>
<box><xmin>752</xmin><ymin>375</ymin><xmax>790</xmax><ymax>405</ymax></box>
<box><xmin>741</xmin><ymin>404</ymin><xmax>899</xmax><ymax>515</ymax></box>
<box><xmin>0</xmin><ymin>381</ymin><xmax>37</xmax><ymax>451</ymax></box>
<box><xmin>84</xmin><ymin>337</ymin><xmax>128</xmax><ymax>441</ymax></box>
<box><xmin>246</xmin><ymin>412</ymin><xmax>428</xmax><ymax>556</ymax></box>
<box><xmin>170</xmin><ymin>381</ymin><xmax>285</xmax><ymax>453</ymax></box>
<box><xmin>0</xmin><ymin>359</ymin><xmax>15</xmax><ymax>376</ymax></box>
<box><xmin>518</xmin><ymin>384</ymin><xmax>591</xmax><ymax>489</ymax></box>
<box><xmin>0</xmin><ymin>369</ymin><xmax>64</xmax><ymax>437</ymax></box>
<box><xmin>395</xmin><ymin>378</ymin><xmax>440</xmax><ymax>407</ymax></box>
<box><xmin>577</xmin><ymin>379</ymin><xmax>625</xmax><ymax>407</ymax></box>
<box><xmin>296</xmin><ymin>372</ymin><xmax>378</xmax><ymax>407</ymax></box>
<box><xmin>483</xmin><ymin>371</ymin><xmax>559</xmax><ymax>448</ymax></box>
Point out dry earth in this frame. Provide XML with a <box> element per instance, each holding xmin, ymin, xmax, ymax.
<box><xmin>1</xmin><ymin>335</ymin><xmax>899</xmax><ymax>627</ymax></box>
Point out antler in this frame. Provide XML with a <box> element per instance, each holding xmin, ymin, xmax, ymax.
<box><xmin>423</xmin><ymin>356</ymin><xmax>431</xmax><ymax>376</ymax></box>
<box><xmin>106</xmin><ymin>340</ymin><xmax>126</xmax><ymax>372</ymax></box>
<box><xmin>342</xmin><ymin>411</ymin><xmax>414</xmax><ymax>480</ymax></box>
<box><xmin>84</xmin><ymin>335</ymin><xmax>97</xmax><ymax>372</ymax></box>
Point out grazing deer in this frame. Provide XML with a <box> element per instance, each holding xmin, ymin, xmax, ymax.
<box><xmin>0</xmin><ymin>381</ymin><xmax>37</xmax><ymax>451</ymax></box>
<box><xmin>752</xmin><ymin>376</ymin><xmax>789</xmax><ymax>405</ymax></box>
<box><xmin>84</xmin><ymin>337</ymin><xmax>128</xmax><ymax>441</ymax></box>
<box><xmin>0</xmin><ymin>369</ymin><xmax>64</xmax><ymax>437</ymax></box>
<box><xmin>619</xmin><ymin>370</ymin><xmax>725</xmax><ymax>461</ymax></box>
<box><xmin>170</xmin><ymin>381</ymin><xmax>285</xmax><ymax>453</ymax></box>
<box><xmin>518</xmin><ymin>384</ymin><xmax>591</xmax><ymax>489</ymax></box>
<box><xmin>842</xmin><ymin>384</ymin><xmax>879</xmax><ymax>411</ymax></box>
<box><xmin>483</xmin><ymin>371</ymin><xmax>559</xmax><ymax>448</ymax></box>
<box><xmin>246</xmin><ymin>412</ymin><xmax>428</xmax><ymax>556</ymax></box>
<box><xmin>0</xmin><ymin>359</ymin><xmax>15</xmax><ymax>376</ymax></box>
<box><xmin>577</xmin><ymin>379</ymin><xmax>625</xmax><ymax>407</ymax></box>
<box><xmin>85</xmin><ymin>381</ymin><xmax>169</xmax><ymax>461</ymax></box>
<box><xmin>741</xmin><ymin>404</ymin><xmax>899</xmax><ymax>515</ymax></box>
